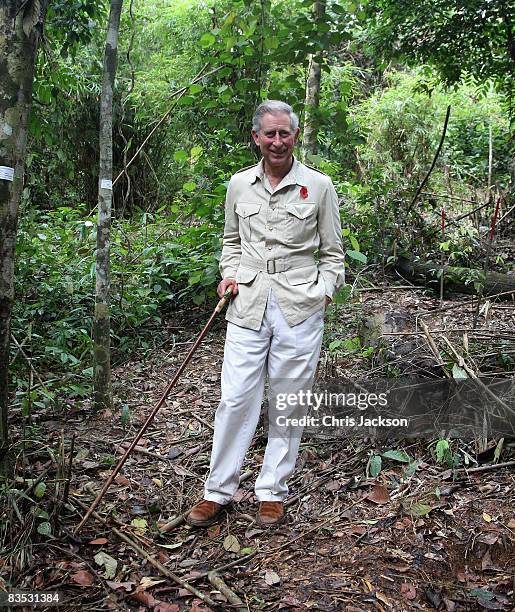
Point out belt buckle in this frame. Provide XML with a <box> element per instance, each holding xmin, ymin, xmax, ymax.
<box><xmin>266</xmin><ymin>259</ymin><xmax>276</xmax><ymax>274</ymax></box>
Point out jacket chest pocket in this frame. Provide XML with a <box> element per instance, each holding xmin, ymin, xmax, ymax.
<box><xmin>284</xmin><ymin>202</ymin><xmax>317</xmax><ymax>243</ymax></box>
<box><xmin>235</xmin><ymin>202</ymin><xmax>262</xmax><ymax>243</ymax></box>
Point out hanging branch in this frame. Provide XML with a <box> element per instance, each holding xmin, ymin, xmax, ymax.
<box><xmin>405</xmin><ymin>105</ymin><xmax>451</xmax><ymax>215</ymax></box>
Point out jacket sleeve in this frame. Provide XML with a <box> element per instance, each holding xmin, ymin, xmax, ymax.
<box><xmin>219</xmin><ymin>177</ymin><xmax>241</xmax><ymax>279</ymax></box>
<box><xmin>317</xmin><ymin>177</ymin><xmax>346</xmax><ymax>298</ymax></box>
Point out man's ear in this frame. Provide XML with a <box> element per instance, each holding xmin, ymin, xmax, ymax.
<box><xmin>294</xmin><ymin>127</ymin><xmax>300</xmax><ymax>144</ymax></box>
<box><xmin>251</xmin><ymin>130</ymin><xmax>260</xmax><ymax>146</ymax></box>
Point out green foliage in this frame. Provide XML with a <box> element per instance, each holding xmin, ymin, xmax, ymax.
<box><xmin>366</xmin><ymin>0</ymin><xmax>514</xmax><ymax>112</ymax></box>
<box><xmin>343</xmin><ymin>69</ymin><xmax>511</xmax><ymax>264</ymax></box>
<box><xmin>12</xmin><ymin>206</ymin><xmax>221</xmax><ymax>404</ymax></box>
<box><xmin>433</xmin><ymin>438</ymin><xmax>460</xmax><ymax>469</ymax></box>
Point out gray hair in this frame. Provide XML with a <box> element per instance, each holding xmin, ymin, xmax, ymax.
<box><xmin>252</xmin><ymin>100</ymin><xmax>299</xmax><ymax>133</ymax></box>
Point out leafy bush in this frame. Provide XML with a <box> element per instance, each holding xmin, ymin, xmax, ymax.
<box><xmin>12</xmin><ymin>205</ymin><xmax>222</xmax><ymax>405</ymax></box>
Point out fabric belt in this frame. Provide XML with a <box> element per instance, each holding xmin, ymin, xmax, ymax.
<box><xmin>239</xmin><ymin>255</ymin><xmax>316</xmax><ymax>274</ymax></box>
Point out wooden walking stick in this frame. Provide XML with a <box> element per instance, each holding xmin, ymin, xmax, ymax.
<box><xmin>74</xmin><ymin>287</ymin><xmax>234</xmax><ymax>534</ymax></box>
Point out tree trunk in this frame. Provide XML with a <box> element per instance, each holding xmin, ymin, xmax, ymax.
<box><xmin>93</xmin><ymin>0</ymin><xmax>123</xmax><ymax>411</ymax></box>
<box><xmin>396</xmin><ymin>255</ymin><xmax>515</xmax><ymax>297</ymax></box>
<box><xmin>0</xmin><ymin>0</ymin><xmax>48</xmax><ymax>457</ymax></box>
<box><xmin>302</xmin><ymin>0</ymin><xmax>325</xmax><ymax>161</ymax></box>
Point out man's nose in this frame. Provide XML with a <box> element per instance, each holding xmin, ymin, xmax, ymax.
<box><xmin>273</xmin><ymin>132</ymin><xmax>281</xmax><ymax>144</ymax></box>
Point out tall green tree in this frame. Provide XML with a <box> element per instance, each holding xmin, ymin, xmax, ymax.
<box><xmin>0</xmin><ymin>0</ymin><xmax>49</xmax><ymax>457</ymax></box>
<box><xmin>302</xmin><ymin>0</ymin><xmax>326</xmax><ymax>160</ymax></box>
<box><xmin>367</xmin><ymin>0</ymin><xmax>514</xmax><ymax>116</ymax></box>
<box><xmin>93</xmin><ymin>0</ymin><xmax>124</xmax><ymax>411</ymax></box>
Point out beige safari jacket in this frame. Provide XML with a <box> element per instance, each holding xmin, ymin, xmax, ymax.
<box><xmin>220</xmin><ymin>157</ymin><xmax>345</xmax><ymax>331</ymax></box>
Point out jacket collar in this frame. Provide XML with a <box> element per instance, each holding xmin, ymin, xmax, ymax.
<box><xmin>249</xmin><ymin>156</ymin><xmax>306</xmax><ymax>187</ymax></box>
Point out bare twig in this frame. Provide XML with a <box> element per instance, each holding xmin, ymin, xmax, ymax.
<box><xmin>406</xmin><ymin>105</ymin><xmax>451</xmax><ymax>215</ymax></box>
<box><xmin>207</xmin><ymin>571</ymin><xmax>246</xmax><ymax>609</ymax></box>
<box><xmin>420</xmin><ymin>321</ymin><xmax>450</xmax><ymax>378</ymax></box>
<box><xmin>460</xmin><ymin>460</ymin><xmax>515</xmax><ymax>474</ymax></box>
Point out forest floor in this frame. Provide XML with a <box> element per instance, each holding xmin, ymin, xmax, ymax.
<box><xmin>2</xmin><ymin>273</ymin><xmax>515</xmax><ymax>611</ymax></box>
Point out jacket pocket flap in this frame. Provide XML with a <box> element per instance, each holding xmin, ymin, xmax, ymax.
<box><xmin>235</xmin><ymin>267</ymin><xmax>259</xmax><ymax>284</ymax></box>
<box><xmin>285</xmin><ymin>202</ymin><xmax>316</xmax><ymax>219</ymax></box>
<box><xmin>235</xmin><ymin>202</ymin><xmax>261</xmax><ymax>218</ymax></box>
<box><xmin>284</xmin><ymin>266</ymin><xmax>318</xmax><ymax>286</ymax></box>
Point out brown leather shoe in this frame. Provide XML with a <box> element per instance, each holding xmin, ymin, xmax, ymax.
<box><xmin>256</xmin><ymin>501</ymin><xmax>285</xmax><ymax>527</ymax></box>
<box><xmin>186</xmin><ymin>500</ymin><xmax>224</xmax><ymax>527</ymax></box>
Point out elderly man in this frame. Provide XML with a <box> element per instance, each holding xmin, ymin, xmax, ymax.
<box><xmin>186</xmin><ymin>100</ymin><xmax>345</xmax><ymax>527</ymax></box>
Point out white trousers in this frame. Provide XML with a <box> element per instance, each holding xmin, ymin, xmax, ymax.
<box><xmin>204</xmin><ymin>289</ymin><xmax>324</xmax><ymax>504</ymax></box>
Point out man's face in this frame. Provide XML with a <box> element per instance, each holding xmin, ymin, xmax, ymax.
<box><xmin>252</xmin><ymin>112</ymin><xmax>300</xmax><ymax>171</ymax></box>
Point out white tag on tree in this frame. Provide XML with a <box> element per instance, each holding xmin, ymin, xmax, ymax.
<box><xmin>100</xmin><ymin>179</ymin><xmax>113</xmax><ymax>190</ymax></box>
<box><xmin>0</xmin><ymin>166</ymin><xmax>15</xmax><ymax>182</ymax></box>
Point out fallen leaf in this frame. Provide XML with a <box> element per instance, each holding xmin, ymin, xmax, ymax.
<box><xmin>409</xmin><ymin>502</ymin><xmax>434</xmax><ymax>517</ymax></box>
<box><xmin>382</xmin><ymin>449</ymin><xmax>410</xmax><ymax>463</ymax></box>
<box><xmin>106</xmin><ymin>580</ymin><xmax>134</xmax><ymax>592</ymax></box>
<box><xmin>88</xmin><ymin>537</ymin><xmax>108</xmax><ymax>545</ymax></box>
<box><xmin>278</xmin><ymin>595</ymin><xmax>303</xmax><ymax>609</ymax></box>
<box><xmin>136</xmin><ymin>576</ymin><xmax>167</xmax><ymax>592</ymax></box>
<box><xmin>114</xmin><ymin>475</ymin><xmax>130</xmax><ymax>486</ymax></box>
<box><xmin>129</xmin><ymin>591</ymin><xmax>159</xmax><ymax>607</ymax></box>
<box><xmin>71</xmin><ymin>570</ymin><xmax>95</xmax><ymax>586</ymax></box>
<box><xmin>376</xmin><ymin>592</ymin><xmax>390</xmax><ymax>606</ymax></box>
<box><xmin>477</xmin><ymin>532</ymin><xmax>498</xmax><ymax>545</ymax></box>
<box><xmin>223</xmin><ymin>534</ymin><xmax>240</xmax><ymax>553</ymax></box>
<box><xmin>189</xmin><ymin>599</ymin><xmax>210</xmax><ymax>612</ymax></box>
<box><xmin>324</xmin><ymin>479</ymin><xmax>341</xmax><ymax>491</ymax></box>
<box><xmin>401</xmin><ymin>583</ymin><xmax>416</xmax><ymax>600</ymax></box>
<box><xmin>425</xmin><ymin>588</ymin><xmax>442</xmax><ymax>608</ymax></box>
<box><xmin>481</xmin><ymin>549</ymin><xmax>493</xmax><ymax>570</ymax></box>
<box><xmin>264</xmin><ymin>570</ymin><xmax>281</xmax><ymax>586</ymax></box>
<box><xmin>482</xmin><ymin>512</ymin><xmax>492</xmax><ymax>523</ymax></box>
<box><xmin>207</xmin><ymin>524</ymin><xmax>221</xmax><ymax>538</ymax></box>
<box><xmin>507</xmin><ymin>518</ymin><xmax>515</xmax><ymax>529</ymax></box>
<box><xmin>443</xmin><ymin>597</ymin><xmax>457</xmax><ymax>612</ymax></box>
<box><xmin>154</xmin><ymin>604</ymin><xmax>179</xmax><ymax>612</ymax></box>
<box><xmin>157</xmin><ymin>542</ymin><xmax>183</xmax><ymax>550</ymax></box>
<box><xmin>93</xmin><ymin>551</ymin><xmax>117</xmax><ymax>579</ymax></box>
<box><xmin>130</xmin><ymin>518</ymin><xmax>148</xmax><ymax>532</ymax></box>
<box><xmin>366</xmin><ymin>484</ymin><xmax>389</xmax><ymax>504</ymax></box>
<box><xmin>167</xmin><ymin>446</ymin><xmax>183</xmax><ymax>459</ymax></box>
<box><xmin>153</xmin><ymin>478</ymin><xmax>163</xmax><ymax>488</ymax></box>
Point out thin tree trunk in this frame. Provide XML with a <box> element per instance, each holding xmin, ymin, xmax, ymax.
<box><xmin>302</xmin><ymin>0</ymin><xmax>325</xmax><ymax>161</ymax></box>
<box><xmin>93</xmin><ymin>0</ymin><xmax>123</xmax><ymax>411</ymax></box>
<box><xmin>0</xmin><ymin>0</ymin><xmax>48</xmax><ymax>457</ymax></box>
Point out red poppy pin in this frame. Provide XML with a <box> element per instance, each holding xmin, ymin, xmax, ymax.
<box><xmin>300</xmin><ymin>186</ymin><xmax>308</xmax><ymax>200</ymax></box>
